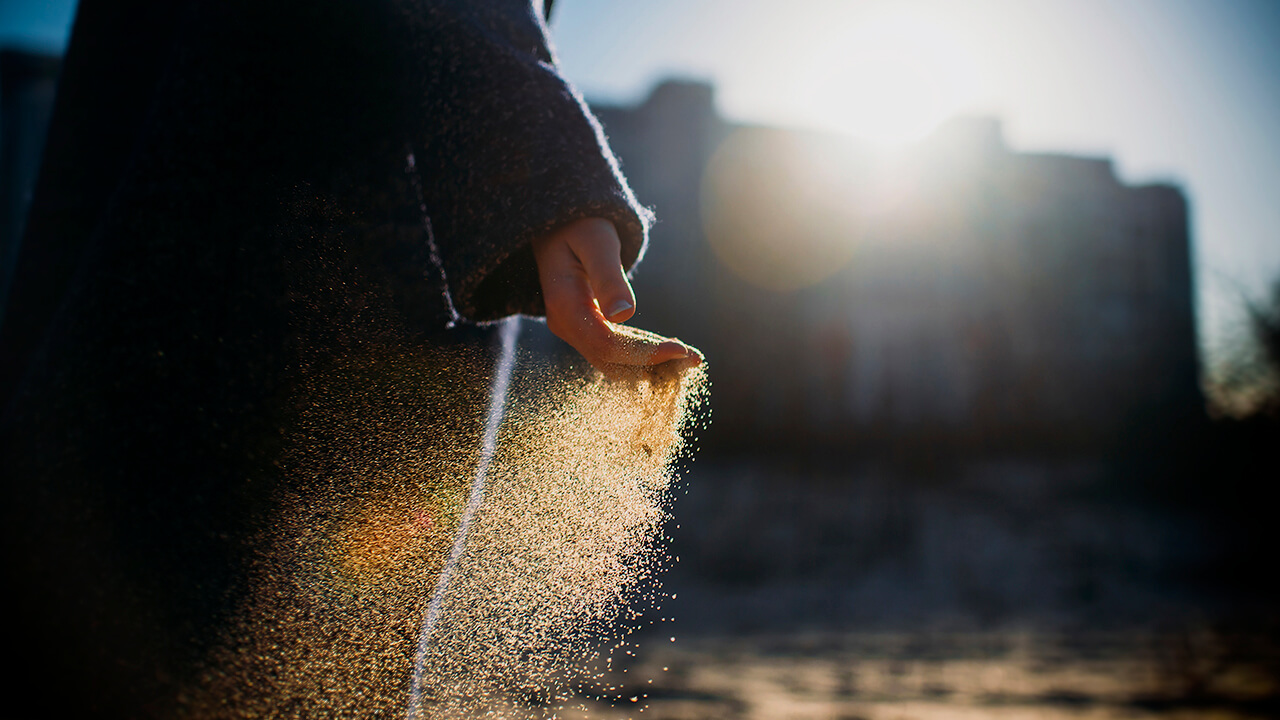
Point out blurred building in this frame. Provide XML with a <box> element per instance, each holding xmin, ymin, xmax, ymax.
<box><xmin>594</xmin><ymin>81</ymin><xmax>1201</xmax><ymax>453</ymax></box>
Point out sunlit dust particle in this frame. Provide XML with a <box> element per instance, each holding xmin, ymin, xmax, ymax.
<box><xmin>191</xmin><ymin>343</ymin><xmax>709</xmax><ymax>716</ymax></box>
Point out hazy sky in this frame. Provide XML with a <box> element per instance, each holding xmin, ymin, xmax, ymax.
<box><xmin>3</xmin><ymin>0</ymin><xmax>1278</xmax><ymax>363</ymax></box>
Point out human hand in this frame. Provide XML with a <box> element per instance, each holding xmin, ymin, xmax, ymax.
<box><xmin>532</xmin><ymin>218</ymin><xmax>701</xmax><ymax>370</ymax></box>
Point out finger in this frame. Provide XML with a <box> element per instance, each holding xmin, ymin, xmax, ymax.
<box><xmin>597</xmin><ymin>322</ymin><xmax>694</xmax><ymax>366</ymax></box>
<box><xmin>533</xmin><ymin>219</ymin><xmax>699</xmax><ymax>369</ymax></box>
<box><xmin>541</xmin><ymin>272</ymin><xmax>692</xmax><ymax>367</ymax></box>
<box><xmin>564</xmin><ymin>219</ymin><xmax>637</xmax><ymax>323</ymax></box>
<box><xmin>549</xmin><ymin>293</ymin><xmax>688</xmax><ymax>366</ymax></box>
<box><xmin>533</xmin><ymin>241</ymin><xmax>619</xmax><ymax>362</ymax></box>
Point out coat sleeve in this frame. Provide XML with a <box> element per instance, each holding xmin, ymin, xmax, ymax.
<box><xmin>396</xmin><ymin>0</ymin><xmax>653</xmax><ymax>323</ymax></box>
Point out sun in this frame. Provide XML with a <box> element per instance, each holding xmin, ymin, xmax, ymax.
<box><xmin>804</xmin><ymin>9</ymin><xmax>983</xmax><ymax>148</ymax></box>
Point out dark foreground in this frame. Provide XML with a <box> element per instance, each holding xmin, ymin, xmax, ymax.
<box><xmin>556</xmin><ymin>451</ymin><xmax>1280</xmax><ymax>720</ymax></box>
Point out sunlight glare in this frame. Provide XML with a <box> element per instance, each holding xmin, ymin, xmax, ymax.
<box><xmin>805</xmin><ymin>9</ymin><xmax>983</xmax><ymax>148</ymax></box>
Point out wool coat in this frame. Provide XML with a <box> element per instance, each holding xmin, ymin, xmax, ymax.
<box><xmin>0</xmin><ymin>0</ymin><xmax>651</xmax><ymax>715</ymax></box>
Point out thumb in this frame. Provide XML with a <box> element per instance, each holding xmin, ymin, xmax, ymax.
<box><xmin>566</xmin><ymin>218</ymin><xmax>637</xmax><ymax>323</ymax></box>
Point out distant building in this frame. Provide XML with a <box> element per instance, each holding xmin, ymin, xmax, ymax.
<box><xmin>593</xmin><ymin>81</ymin><xmax>1201</xmax><ymax>453</ymax></box>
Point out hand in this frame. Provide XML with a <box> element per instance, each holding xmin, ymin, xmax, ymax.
<box><xmin>532</xmin><ymin>218</ymin><xmax>701</xmax><ymax>370</ymax></box>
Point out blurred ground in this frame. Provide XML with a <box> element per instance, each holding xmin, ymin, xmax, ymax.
<box><xmin>563</xmin><ymin>628</ymin><xmax>1280</xmax><ymax>720</ymax></box>
<box><xmin>537</xmin><ymin>456</ymin><xmax>1280</xmax><ymax>720</ymax></box>
<box><xmin>656</xmin><ymin>460</ymin><xmax>1243</xmax><ymax>632</ymax></box>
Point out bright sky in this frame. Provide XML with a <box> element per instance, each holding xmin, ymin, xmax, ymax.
<box><xmin>3</xmin><ymin>0</ymin><xmax>1278</xmax><ymax>366</ymax></box>
<box><xmin>550</xmin><ymin>0</ymin><xmax>1280</xmax><ymax>368</ymax></box>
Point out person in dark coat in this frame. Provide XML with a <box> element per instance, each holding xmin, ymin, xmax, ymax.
<box><xmin>0</xmin><ymin>0</ymin><xmax>698</xmax><ymax>715</ymax></box>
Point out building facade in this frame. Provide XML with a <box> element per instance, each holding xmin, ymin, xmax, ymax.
<box><xmin>594</xmin><ymin>81</ymin><xmax>1201</xmax><ymax>453</ymax></box>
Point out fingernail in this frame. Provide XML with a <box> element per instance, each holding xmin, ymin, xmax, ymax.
<box><xmin>659</xmin><ymin>340</ymin><xmax>690</xmax><ymax>357</ymax></box>
<box><xmin>606</xmin><ymin>300</ymin><xmax>633</xmax><ymax>319</ymax></box>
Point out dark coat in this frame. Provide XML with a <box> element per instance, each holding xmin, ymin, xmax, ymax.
<box><xmin>0</xmin><ymin>0</ymin><xmax>649</xmax><ymax>715</ymax></box>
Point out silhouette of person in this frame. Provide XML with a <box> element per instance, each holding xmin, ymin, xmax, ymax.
<box><xmin>0</xmin><ymin>0</ymin><xmax>698</xmax><ymax>715</ymax></box>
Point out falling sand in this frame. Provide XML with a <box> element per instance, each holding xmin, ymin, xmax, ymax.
<box><xmin>182</xmin><ymin>321</ymin><xmax>708</xmax><ymax>718</ymax></box>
